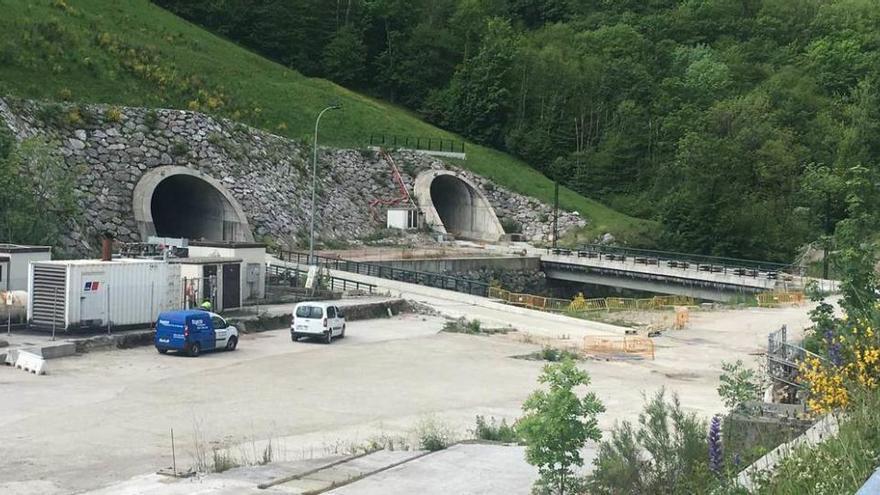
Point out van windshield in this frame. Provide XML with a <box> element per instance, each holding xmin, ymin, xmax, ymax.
<box><xmin>295</xmin><ymin>305</ymin><xmax>323</xmax><ymax>319</ymax></box>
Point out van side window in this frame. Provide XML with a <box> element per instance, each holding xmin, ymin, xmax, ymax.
<box><xmin>211</xmin><ymin>316</ymin><xmax>226</xmax><ymax>329</ymax></box>
<box><xmin>336</xmin><ymin>307</ymin><xmax>344</xmax><ymax>318</ymax></box>
<box><xmin>326</xmin><ymin>306</ymin><xmax>336</xmax><ymax>318</ymax></box>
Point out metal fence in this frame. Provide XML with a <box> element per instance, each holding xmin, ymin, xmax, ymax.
<box><xmin>368</xmin><ymin>134</ymin><xmax>465</xmax><ymax>154</ymax></box>
<box><xmin>277</xmin><ymin>250</ymin><xmax>489</xmax><ymax>297</ymax></box>
<box><xmin>488</xmin><ymin>287</ymin><xmax>695</xmax><ymax>314</ymax></box>
<box><xmin>267</xmin><ymin>264</ymin><xmax>376</xmax><ymax>294</ymax></box>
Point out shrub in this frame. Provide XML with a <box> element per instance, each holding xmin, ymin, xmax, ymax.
<box><xmin>500</xmin><ymin>217</ymin><xmax>522</xmax><ymax>233</ymax></box>
<box><xmin>36</xmin><ymin>103</ymin><xmax>65</xmax><ymax>127</ymax></box>
<box><xmin>538</xmin><ymin>346</ymin><xmax>580</xmax><ymax>362</ymax></box>
<box><xmin>717</xmin><ymin>360</ymin><xmax>763</xmax><ymax>412</ymax></box>
<box><xmin>211</xmin><ymin>448</ymin><xmax>238</xmax><ymax>472</ymax></box>
<box><xmin>587</xmin><ymin>389</ymin><xmax>713</xmax><ymax>495</ymax></box>
<box><xmin>57</xmin><ymin>88</ymin><xmax>72</xmax><ymax>101</ymax></box>
<box><xmin>473</xmin><ymin>415</ymin><xmax>519</xmax><ymax>443</ymax></box>
<box><xmin>416</xmin><ymin>417</ymin><xmax>452</xmax><ymax>452</ymax></box>
<box><xmin>171</xmin><ymin>140</ymin><xmax>189</xmax><ymax>156</ymax></box>
<box><xmin>105</xmin><ymin>106</ymin><xmax>123</xmax><ymax>123</ymax></box>
<box><xmin>143</xmin><ymin>110</ymin><xmax>159</xmax><ymax>130</ymax></box>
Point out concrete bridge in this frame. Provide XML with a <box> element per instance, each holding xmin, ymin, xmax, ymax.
<box><xmin>539</xmin><ymin>245</ymin><xmax>831</xmax><ymax>302</ymax></box>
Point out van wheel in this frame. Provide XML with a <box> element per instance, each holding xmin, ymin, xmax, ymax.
<box><xmin>226</xmin><ymin>336</ymin><xmax>238</xmax><ymax>351</ymax></box>
<box><xmin>340</xmin><ymin>325</ymin><xmax>346</xmax><ymax>339</ymax></box>
<box><xmin>157</xmin><ymin>348</ymin><xmax>167</xmax><ymax>354</ymax></box>
<box><xmin>189</xmin><ymin>342</ymin><xmax>201</xmax><ymax>357</ymax></box>
<box><xmin>325</xmin><ymin>332</ymin><xmax>333</xmax><ymax>344</ymax></box>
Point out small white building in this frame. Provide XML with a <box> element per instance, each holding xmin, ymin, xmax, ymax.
<box><xmin>184</xmin><ymin>241</ymin><xmax>267</xmax><ymax>306</ymax></box>
<box><xmin>386</xmin><ymin>207</ymin><xmax>421</xmax><ymax>230</ymax></box>
<box><xmin>0</xmin><ymin>244</ymin><xmax>52</xmax><ymax>291</ymax></box>
<box><xmin>170</xmin><ymin>256</ymin><xmax>244</xmax><ymax>312</ymax></box>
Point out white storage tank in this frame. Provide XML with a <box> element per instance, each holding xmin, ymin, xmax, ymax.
<box><xmin>27</xmin><ymin>259</ymin><xmax>181</xmax><ymax>332</ymax></box>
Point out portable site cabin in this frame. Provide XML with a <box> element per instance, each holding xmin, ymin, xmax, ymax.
<box><xmin>0</xmin><ymin>244</ymin><xmax>52</xmax><ymax>291</ymax></box>
<box><xmin>186</xmin><ymin>241</ymin><xmax>266</xmax><ymax>304</ymax></box>
<box><xmin>171</xmin><ymin>256</ymin><xmax>244</xmax><ymax>312</ymax></box>
<box><xmin>27</xmin><ymin>259</ymin><xmax>181</xmax><ymax>332</ymax></box>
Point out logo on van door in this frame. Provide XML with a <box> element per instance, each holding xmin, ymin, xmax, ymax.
<box><xmin>84</xmin><ymin>281</ymin><xmax>101</xmax><ymax>291</ymax></box>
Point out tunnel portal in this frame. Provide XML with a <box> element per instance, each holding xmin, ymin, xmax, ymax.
<box><xmin>133</xmin><ymin>166</ymin><xmax>253</xmax><ymax>242</ymax></box>
<box><xmin>415</xmin><ymin>171</ymin><xmax>505</xmax><ymax>242</ymax></box>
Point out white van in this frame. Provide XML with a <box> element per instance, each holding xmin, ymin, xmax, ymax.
<box><xmin>290</xmin><ymin>302</ymin><xmax>346</xmax><ymax>344</ymax></box>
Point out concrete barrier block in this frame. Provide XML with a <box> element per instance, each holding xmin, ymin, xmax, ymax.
<box><xmin>39</xmin><ymin>342</ymin><xmax>76</xmax><ymax>359</ymax></box>
<box><xmin>15</xmin><ymin>350</ymin><xmax>47</xmax><ymax>375</ymax></box>
<box><xmin>4</xmin><ymin>349</ymin><xmax>18</xmax><ymax>365</ymax></box>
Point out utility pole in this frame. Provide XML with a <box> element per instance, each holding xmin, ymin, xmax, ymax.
<box><xmin>823</xmin><ymin>192</ymin><xmax>831</xmax><ymax>280</ymax></box>
<box><xmin>309</xmin><ymin>104</ymin><xmax>341</xmax><ymax>266</ymax></box>
<box><xmin>552</xmin><ymin>181</ymin><xmax>559</xmax><ymax>249</ymax></box>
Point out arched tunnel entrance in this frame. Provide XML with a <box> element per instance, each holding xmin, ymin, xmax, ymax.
<box><xmin>414</xmin><ymin>171</ymin><xmax>505</xmax><ymax>242</ymax></box>
<box><xmin>134</xmin><ymin>166</ymin><xmax>253</xmax><ymax>242</ymax></box>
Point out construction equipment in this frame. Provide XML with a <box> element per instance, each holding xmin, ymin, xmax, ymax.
<box><xmin>368</xmin><ymin>149</ymin><xmax>415</xmax><ymax>221</ymax></box>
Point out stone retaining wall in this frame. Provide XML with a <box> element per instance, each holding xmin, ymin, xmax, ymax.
<box><xmin>0</xmin><ymin>97</ymin><xmax>585</xmax><ymax>254</ymax></box>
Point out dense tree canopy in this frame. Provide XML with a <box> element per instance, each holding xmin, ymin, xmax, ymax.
<box><xmin>154</xmin><ymin>0</ymin><xmax>880</xmax><ymax>261</ymax></box>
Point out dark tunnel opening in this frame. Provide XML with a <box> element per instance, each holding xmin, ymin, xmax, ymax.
<box><xmin>151</xmin><ymin>174</ymin><xmax>235</xmax><ymax>241</ymax></box>
<box><xmin>428</xmin><ymin>174</ymin><xmax>503</xmax><ymax>241</ymax></box>
<box><xmin>430</xmin><ymin>175</ymin><xmax>474</xmax><ymax>237</ymax></box>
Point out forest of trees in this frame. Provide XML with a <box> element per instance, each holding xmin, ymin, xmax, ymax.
<box><xmin>154</xmin><ymin>0</ymin><xmax>880</xmax><ymax>262</ymax></box>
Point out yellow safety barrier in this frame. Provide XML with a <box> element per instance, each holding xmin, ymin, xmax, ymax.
<box><xmin>756</xmin><ymin>291</ymin><xmax>805</xmax><ymax>307</ymax></box>
<box><xmin>491</xmin><ymin>288</ymin><xmax>694</xmax><ymax>315</ymax></box>
<box><xmin>583</xmin><ymin>336</ymin><xmax>655</xmax><ymax>360</ymax></box>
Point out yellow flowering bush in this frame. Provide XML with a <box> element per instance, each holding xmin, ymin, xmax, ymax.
<box><xmin>799</xmin><ymin>314</ymin><xmax>880</xmax><ymax>414</ymax></box>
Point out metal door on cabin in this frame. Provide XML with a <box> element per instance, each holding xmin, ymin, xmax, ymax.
<box><xmin>222</xmin><ymin>264</ymin><xmax>240</xmax><ymax>309</ymax></box>
<box><xmin>80</xmin><ymin>274</ymin><xmax>106</xmax><ymax>326</ymax></box>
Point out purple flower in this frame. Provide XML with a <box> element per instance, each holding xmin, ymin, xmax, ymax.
<box><xmin>824</xmin><ymin>328</ymin><xmax>843</xmax><ymax>366</ymax></box>
<box><xmin>708</xmin><ymin>415</ymin><xmax>723</xmax><ymax>476</ymax></box>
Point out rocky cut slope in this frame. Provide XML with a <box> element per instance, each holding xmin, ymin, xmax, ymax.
<box><xmin>0</xmin><ymin>97</ymin><xmax>584</xmax><ymax>254</ymax></box>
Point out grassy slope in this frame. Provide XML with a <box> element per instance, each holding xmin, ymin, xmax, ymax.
<box><xmin>0</xmin><ymin>0</ymin><xmax>658</xmax><ymax>245</ymax></box>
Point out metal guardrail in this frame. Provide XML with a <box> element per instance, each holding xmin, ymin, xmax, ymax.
<box><xmin>548</xmin><ymin>244</ymin><xmax>802</xmax><ymax>278</ymax></box>
<box><xmin>277</xmin><ymin>250</ymin><xmax>489</xmax><ymax>297</ymax></box>
<box><xmin>368</xmin><ymin>134</ymin><xmax>465</xmax><ymax>154</ymax></box>
<box><xmin>267</xmin><ymin>265</ymin><xmax>376</xmax><ymax>294</ymax></box>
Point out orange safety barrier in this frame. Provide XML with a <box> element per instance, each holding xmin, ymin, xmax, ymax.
<box><xmin>756</xmin><ymin>291</ymin><xmax>805</xmax><ymax>307</ymax></box>
<box><xmin>582</xmin><ymin>336</ymin><xmax>655</xmax><ymax>360</ymax></box>
<box><xmin>491</xmin><ymin>288</ymin><xmax>694</xmax><ymax>315</ymax></box>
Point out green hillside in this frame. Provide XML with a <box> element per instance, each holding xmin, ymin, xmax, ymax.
<box><xmin>0</xmin><ymin>0</ymin><xmax>657</xmax><ymax>245</ymax></box>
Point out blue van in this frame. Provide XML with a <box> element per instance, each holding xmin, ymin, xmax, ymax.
<box><xmin>154</xmin><ymin>310</ymin><xmax>239</xmax><ymax>357</ymax></box>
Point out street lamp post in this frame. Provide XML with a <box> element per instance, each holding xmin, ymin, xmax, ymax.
<box><xmin>309</xmin><ymin>104</ymin><xmax>341</xmax><ymax>266</ymax></box>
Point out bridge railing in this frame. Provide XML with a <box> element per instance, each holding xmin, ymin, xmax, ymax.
<box><xmin>277</xmin><ymin>249</ymin><xmax>490</xmax><ymax>297</ymax></box>
<box><xmin>267</xmin><ymin>264</ymin><xmax>376</xmax><ymax>294</ymax></box>
<box><xmin>548</xmin><ymin>244</ymin><xmax>802</xmax><ymax>277</ymax></box>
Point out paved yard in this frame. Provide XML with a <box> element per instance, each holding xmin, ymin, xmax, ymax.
<box><xmin>0</xmin><ymin>300</ymin><xmax>816</xmax><ymax>494</ymax></box>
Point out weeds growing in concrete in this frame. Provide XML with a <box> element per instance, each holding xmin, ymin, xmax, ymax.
<box><xmin>416</xmin><ymin>417</ymin><xmax>453</xmax><ymax>451</ymax></box>
<box><xmin>211</xmin><ymin>448</ymin><xmax>238</xmax><ymax>472</ymax></box>
<box><xmin>473</xmin><ymin>415</ymin><xmax>520</xmax><ymax>443</ymax></box>
<box><xmin>442</xmin><ymin>317</ymin><xmax>510</xmax><ymax>335</ymax></box>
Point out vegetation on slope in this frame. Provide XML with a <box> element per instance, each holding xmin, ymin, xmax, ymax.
<box><xmin>0</xmin><ymin>0</ymin><xmax>657</xmax><ymax>245</ymax></box>
<box><xmin>155</xmin><ymin>0</ymin><xmax>880</xmax><ymax>261</ymax></box>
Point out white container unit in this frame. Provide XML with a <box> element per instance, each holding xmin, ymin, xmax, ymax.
<box><xmin>28</xmin><ymin>259</ymin><xmax>181</xmax><ymax>332</ymax></box>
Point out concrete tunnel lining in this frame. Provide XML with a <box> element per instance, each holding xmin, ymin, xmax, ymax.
<box><xmin>414</xmin><ymin>170</ymin><xmax>505</xmax><ymax>242</ymax></box>
<box><xmin>133</xmin><ymin>166</ymin><xmax>254</xmax><ymax>242</ymax></box>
